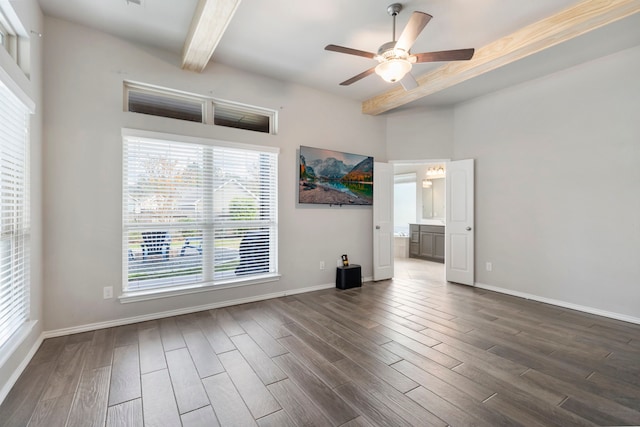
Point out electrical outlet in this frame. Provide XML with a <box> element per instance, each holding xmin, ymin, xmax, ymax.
<box><xmin>319</xmin><ymin>261</ymin><xmax>325</xmax><ymax>270</ymax></box>
<box><xmin>103</xmin><ymin>286</ymin><xmax>113</xmax><ymax>299</ymax></box>
<box><xmin>486</xmin><ymin>262</ymin><xmax>492</xmax><ymax>272</ymax></box>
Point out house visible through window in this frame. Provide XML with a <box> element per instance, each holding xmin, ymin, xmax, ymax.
<box><xmin>0</xmin><ymin>78</ymin><xmax>30</xmax><ymax>349</ymax></box>
<box><xmin>123</xmin><ymin>131</ymin><xmax>278</xmax><ymax>295</ymax></box>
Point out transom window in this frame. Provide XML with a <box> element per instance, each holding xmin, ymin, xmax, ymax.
<box><xmin>0</xmin><ymin>19</ymin><xmax>10</xmax><ymax>53</ymax></box>
<box><xmin>124</xmin><ymin>82</ymin><xmax>278</xmax><ymax>135</ymax></box>
<box><xmin>122</xmin><ymin>130</ymin><xmax>278</xmax><ymax>296</ymax></box>
<box><xmin>0</xmin><ymin>11</ymin><xmax>18</xmax><ymax>63</ymax></box>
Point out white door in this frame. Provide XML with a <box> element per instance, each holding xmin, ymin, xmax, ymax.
<box><xmin>373</xmin><ymin>162</ymin><xmax>393</xmax><ymax>280</ymax></box>
<box><xmin>445</xmin><ymin>159</ymin><xmax>475</xmax><ymax>285</ymax></box>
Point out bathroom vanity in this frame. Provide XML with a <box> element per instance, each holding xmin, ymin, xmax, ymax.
<box><xmin>409</xmin><ymin>223</ymin><xmax>445</xmax><ymax>263</ymax></box>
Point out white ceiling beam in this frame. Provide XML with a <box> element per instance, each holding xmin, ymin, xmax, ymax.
<box><xmin>181</xmin><ymin>0</ymin><xmax>242</xmax><ymax>72</ymax></box>
<box><xmin>362</xmin><ymin>0</ymin><xmax>640</xmax><ymax>115</ymax></box>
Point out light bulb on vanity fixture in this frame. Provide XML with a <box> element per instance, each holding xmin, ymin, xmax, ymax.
<box><xmin>426</xmin><ymin>165</ymin><xmax>446</xmax><ymax>178</ymax></box>
<box><xmin>422</xmin><ymin>179</ymin><xmax>432</xmax><ymax>188</ymax></box>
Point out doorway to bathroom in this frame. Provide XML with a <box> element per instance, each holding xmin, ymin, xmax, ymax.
<box><xmin>392</xmin><ymin>161</ymin><xmax>447</xmax><ymax>281</ymax></box>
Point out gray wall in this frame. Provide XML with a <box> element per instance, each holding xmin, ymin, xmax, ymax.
<box><xmin>453</xmin><ymin>45</ymin><xmax>640</xmax><ymax>319</ymax></box>
<box><xmin>41</xmin><ymin>16</ymin><xmax>386</xmax><ymax>331</ymax></box>
<box><xmin>386</xmin><ymin>108</ymin><xmax>454</xmax><ymax>161</ymax></box>
<box><xmin>387</xmin><ymin>45</ymin><xmax>640</xmax><ymax>320</ymax></box>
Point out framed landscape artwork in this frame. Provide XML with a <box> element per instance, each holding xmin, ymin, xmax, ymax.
<box><xmin>299</xmin><ymin>145</ymin><xmax>373</xmax><ymax>206</ymax></box>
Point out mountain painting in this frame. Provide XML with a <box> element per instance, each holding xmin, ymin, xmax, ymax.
<box><xmin>299</xmin><ymin>146</ymin><xmax>373</xmax><ymax>205</ymax></box>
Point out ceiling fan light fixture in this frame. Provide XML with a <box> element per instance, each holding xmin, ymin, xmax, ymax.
<box><xmin>326</xmin><ymin>5</ymin><xmax>473</xmax><ymax>89</ymax></box>
<box><xmin>375</xmin><ymin>58</ymin><xmax>411</xmax><ymax>83</ymax></box>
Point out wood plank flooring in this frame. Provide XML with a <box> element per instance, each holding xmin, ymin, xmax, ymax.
<box><xmin>2</xmin><ymin>258</ymin><xmax>640</xmax><ymax>426</ymax></box>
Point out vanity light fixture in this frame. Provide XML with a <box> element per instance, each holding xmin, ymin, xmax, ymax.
<box><xmin>422</xmin><ymin>179</ymin><xmax>432</xmax><ymax>188</ymax></box>
<box><xmin>426</xmin><ymin>165</ymin><xmax>446</xmax><ymax>178</ymax></box>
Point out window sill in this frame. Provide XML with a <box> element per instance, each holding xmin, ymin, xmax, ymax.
<box><xmin>0</xmin><ymin>319</ymin><xmax>38</xmax><ymax>368</ymax></box>
<box><xmin>119</xmin><ymin>274</ymin><xmax>281</xmax><ymax>304</ymax></box>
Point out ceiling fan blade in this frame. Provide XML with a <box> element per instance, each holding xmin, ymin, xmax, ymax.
<box><xmin>339</xmin><ymin>67</ymin><xmax>376</xmax><ymax>86</ymax></box>
<box><xmin>395</xmin><ymin>12</ymin><xmax>432</xmax><ymax>52</ymax></box>
<box><xmin>400</xmin><ymin>73</ymin><xmax>418</xmax><ymax>91</ymax></box>
<box><xmin>325</xmin><ymin>44</ymin><xmax>376</xmax><ymax>59</ymax></box>
<box><xmin>413</xmin><ymin>48</ymin><xmax>475</xmax><ymax>63</ymax></box>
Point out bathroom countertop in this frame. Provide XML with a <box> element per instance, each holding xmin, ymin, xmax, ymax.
<box><xmin>416</xmin><ymin>220</ymin><xmax>445</xmax><ymax>226</ymax></box>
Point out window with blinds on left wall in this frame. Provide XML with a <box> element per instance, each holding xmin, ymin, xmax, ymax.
<box><xmin>0</xmin><ymin>79</ymin><xmax>31</xmax><ymax>349</ymax></box>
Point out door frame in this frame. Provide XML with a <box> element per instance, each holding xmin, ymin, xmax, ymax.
<box><xmin>390</xmin><ymin>159</ymin><xmax>451</xmax><ymax>280</ymax></box>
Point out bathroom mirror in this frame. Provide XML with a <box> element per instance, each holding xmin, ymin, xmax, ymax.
<box><xmin>422</xmin><ymin>186</ymin><xmax>433</xmax><ymax>218</ymax></box>
<box><xmin>422</xmin><ymin>178</ymin><xmax>445</xmax><ymax>219</ymax></box>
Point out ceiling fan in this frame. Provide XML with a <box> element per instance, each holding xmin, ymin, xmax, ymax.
<box><xmin>325</xmin><ymin>3</ymin><xmax>475</xmax><ymax>91</ymax></box>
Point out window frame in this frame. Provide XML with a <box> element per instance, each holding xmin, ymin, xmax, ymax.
<box><xmin>213</xmin><ymin>99</ymin><xmax>278</xmax><ymax>135</ymax></box>
<box><xmin>124</xmin><ymin>82</ymin><xmax>278</xmax><ymax>135</ymax></box>
<box><xmin>126</xmin><ymin>85</ymin><xmax>206</xmax><ymax>123</ymax></box>
<box><xmin>121</xmin><ymin>129</ymin><xmax>279</xmax><ymax>303</ymax></box>
<box><xmin>0</xmin><ymin>22</ymin><xmax>6</xmax><ymax>47</ymax></box>
<box><xmin>0</xmin><ymin>9</ymin><xmax>19</xmax><ymax>63</ymax></box>
<box><xmin>0</xmin><ymin>73</ymin><xmax>32</xmax><ymax>350</ymax></box>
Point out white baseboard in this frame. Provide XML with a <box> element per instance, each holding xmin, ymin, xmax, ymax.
<box><xmin>475</xmin><ymin>282</ymin><xmax>640</xmax><ymax>325</ymax></box>
<box><xmin>1</xmin><ymin>277</ymin><xmax>360</xmax><ymax>405</ymax></box>
<box><xmin>43</xmin><ymin>282</ymin><xmax>337</xmax><ymax>339</ymax></box>
<box><xmin>3</xmin><ymin>282</ymin><xmax>338</xmax><ymax>405</ymax></box>
<box><xmin>282</xmin><ymin>282</ymin><xmax>336</xmax><ymax>296</ymax></box>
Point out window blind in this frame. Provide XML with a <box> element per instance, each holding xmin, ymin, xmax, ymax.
<box><xmin>128</xmin><ymin>89</ymin><xmax>204</xmax><ymax>123</ymax></box>
<box><xmin>0</xmin><ymin>78</ymin><xmax>30</xmax><ymax>349</ymax></box>
<box><xmin>123</xmin><ymin>134</ymin><xmax>278</xmax><ymax>293</ymax></box>
<box><xmin>124</xmin><ymin>82</ymin><xmax>278</xmax><ymax>135</ymax></box>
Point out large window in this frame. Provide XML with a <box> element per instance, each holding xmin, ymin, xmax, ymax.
<box><xmin>394</xmin><ymin>173</ymin><xmax>416</xmax><ymax>235</ymax></box>
<box><xmin>123</xmin><ymin>130</ymin><xmax>278</xmax><ymax>295</ymax></box>
<box><xmin>0</xmin><ymin>78</ymin><xmax>30</xmax><ymax>349</ymax></box>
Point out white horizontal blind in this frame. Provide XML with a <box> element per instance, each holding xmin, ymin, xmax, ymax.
<box><xmin>212</xmin><ymin>147</ymin><xmax>277</xmax><ymax>277</ymax></box>
<box><xmin>123</xmin><ymin>134</ymin><xmax>277</xmax><ymax>293</ymax></box>
<box><xmin>0</xmin><ymin>78</ymin><xmax>30</xmax><ymax>349</ymax></box>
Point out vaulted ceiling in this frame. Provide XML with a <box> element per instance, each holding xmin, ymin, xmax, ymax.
<box><xmin>38</xmin><ymin>0</ymin><xmax>640</xmax><ymax>114</ymax></box>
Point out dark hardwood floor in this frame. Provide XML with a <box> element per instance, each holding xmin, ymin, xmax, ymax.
<box><xmin>2</xmin><ymin>258</ymin><xmax>640</xmax><ymax>426</ymax></box>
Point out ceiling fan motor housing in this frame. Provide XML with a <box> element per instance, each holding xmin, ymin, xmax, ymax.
<box><xmin>376</xmin><ymin>41</ymin><xmax>414</xmax><ymax>64</ymax></box>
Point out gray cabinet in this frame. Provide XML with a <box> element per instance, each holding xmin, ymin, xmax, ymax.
<box><xmin>409</xmin><ymin>224</ymin><xmax>445</xmax><ymax>263</ymax></box>
<box><xmin>409</xmin><ymin>224</ymin><xmax>420</xmax><ymax>258</ymax></box>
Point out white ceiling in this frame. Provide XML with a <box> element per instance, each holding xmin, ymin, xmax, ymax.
<box><xmin>38</xmin><ymin>0</ymin><xmax>640</xmax><ymax>111</ymax></box>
